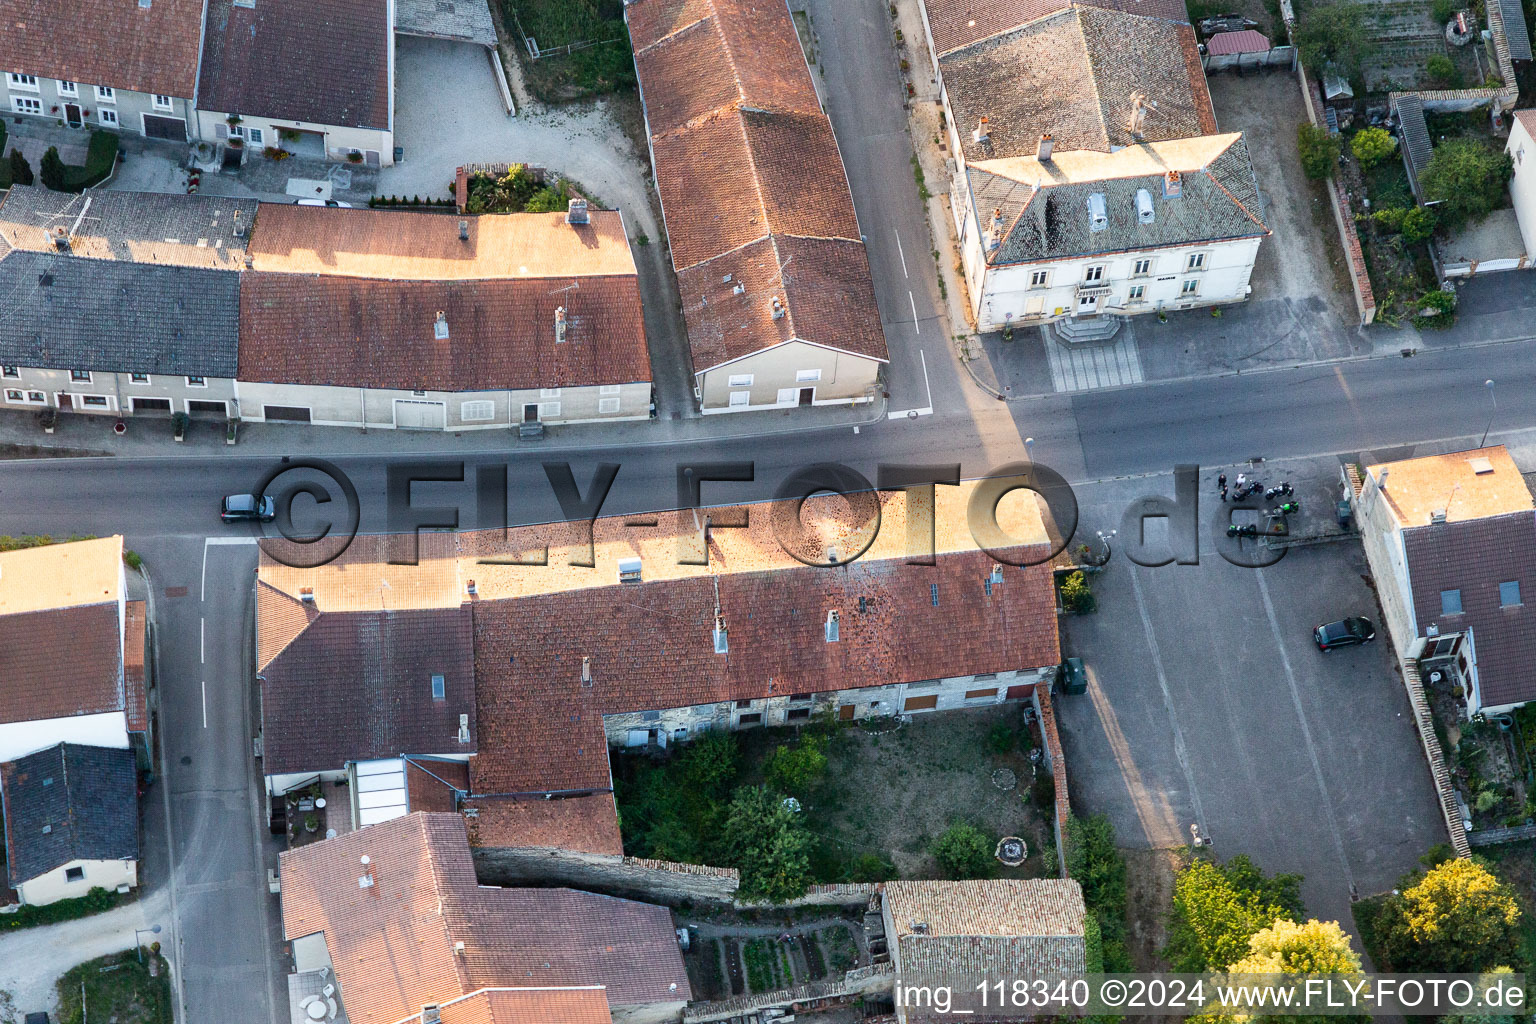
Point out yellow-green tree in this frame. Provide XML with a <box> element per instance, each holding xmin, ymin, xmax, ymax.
<box><xmin>1378</xmin><ymin>859</ymin><xmax>1522</xmax><ymax>972</ymax></box>
<box><xmin>1164</xmin><ymin>856</ymin><xmax>1303</xmax><ymax>971</ymax></box>
<box><xmin>1229</xmin><ymin>918</ymin><xmax>1362</xmax><ymax>974</ymax></box>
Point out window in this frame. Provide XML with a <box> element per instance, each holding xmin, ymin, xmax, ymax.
<box><xmin>227</xmin><ymin>124</ymin><xmax>244</xmax><ymax>139</ymax></box>
<box><xmin>81</xmin><ymin>395</ymin><xmax>109</xmax><ymax>408</ymax></box>
<box><xmin>1128</xmin><ymin>284</ymin><xmax>1146</xmax><ymax>301</ymax></box>
<box><xmin>431</xmin><ymin>674</ymin><xmax>446</xmax><ymax>701</ymax></box>
<box><xmin>1186</xmin><ymin>252</ymin><xmax>1208</xmax><ymax>271</ymax></box>
<box><xmin>598</xmin><ymin>396</ymin><xmax>621</xmax><ymax>414</ymax></box>
<box><xmin>540</xmin><ymin>387</ymin><xmax>561</xmax><ymax>398</ymax></box>
<box><xmin>1500</xmin><ymin>581</ymin><xmax>1522</xmax><ymax>607</ymax></box>
<box><xmin>599</xmin><ymin>384</ymin><xmax>622</xmax><ymax>395</ymax></box>
<box><xmin>185</xmin><ymin>375</ymin><xmax>206</xmax><ymax>387</ymax></box>
<box><xmin>58</xmin><ymin>81</ymin><xmax>78</xmax><ymax>97</ymax></box>
<box><xmin>789</xmin><ymin>692</ymin><xmax>812</xmax><ymax>701</ymax></box>
<box><xmin>930</xmin><ymin>583</ymin><xmax>939</xmax><ymax>606</ymax></box>
<box><xmin>97</xmin><ymin>108</ymin><xmax>118</xmax><ymax>127</ymax></box>
<box><xmin>728</xmin><ymin>373</ymin><xmax>754</xmax><ymax>387</ymax></box>
<box><xmin>735</xmin><ymin>699</ymin><xmax>753</xmax><ymax>709</ymax></box>
<box><xmin>460</xmin><ymin>400</ymin><xmax>495</xmax><ymax>422</ymax></box>
<box><xmin>1441</xmin><ymin>589</ymin><xmax>1463</xmax><ymax>615</ymax></box>
<box><xmin>538</xmin><ymin>400</ymin><xmax>561</xmax><ymax>419</ymax></box>
<box><xmin>1133</xmin><ymin>258</ymin><xmax>1153</xmax><ymax>276</ymax></box>
<box><xmin>965</xmin><ymin>687</ymin><xmax>999</xmax><ymax>699</ymax></box>
<box><xmin>247</xmin><ymin>127</ymin><xmax>264</xmax><ymax>145</ymax></box>
<box><xmin>71</xmin><ymin>370</ymin><xmax>91</xmax><ymax>383</ymax></box>
<box><xmin>1029</xmin><ymin>269</ymin><xmax>1050</xmax><ymax>288</ymax></box>
<box><xmin>796</xmin><ymin>369</ymin><xmax>822</xmax><ymax>383</ymax></box>
<box><xmin>786</xmin><ymin>708</ymin><xmax>810</xmax><ymax>720</ymax></box>
<box><xmin>64</xmin><ymin>866</ymin><xmax>85</xmax><ymax>883</ymax></box>
<box><xmin>7</xmin><ymin>74</ymin><xmax>38</xmax><ymax>91</ymax></box>
<box><xmin>1</xmin><ymin>367</ymin><xmax>17</xmax><ymax>379</ymax></box>
<box><xmin>825</xmin><ymin>609</ymin><xmax>840</xmax><ymax>642</ymax></box>
<box><xmin>3</xmin><ymin>389</ymin><xmax>35</xmax><ymax>404</ymax></box>
<box><xmin>11</xmin><ymin>96</ymin><xmax>41</xmax><ymax>115</ymax></box>
<box><xmin>1083</xmin><ymin>265</ymin><xmax>1105</xmax><ymax>282</ymax></box>
<box><xmin>153</xmin><ymin>94</ymin><xmax>174</xmax><ymax>111</ymax></box>
<box><xmin>130</xmin><ymin>373</ymin><xmax>150</xmax><ymax>384</ymax></box>
<box><xmin>729</xmin><ymin>390</ymin><xmax>750</xmax><ymax>407</ymax></box>
<box><xmin>1181</xmin><ymin>279</ymin><xmax>1200</xmax><ymax>296</ymax></box>
<box><xmin>94</xmin><ymin>85</ymin><xmax>115</xmax><ymax>103</ymax></box>
<box><xmin>738</xmin><ymin>712</ymin><xmax>762</xmax><ymax>725</ymax></box>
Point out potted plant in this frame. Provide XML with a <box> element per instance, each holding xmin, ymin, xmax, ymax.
<box><xmin>226</xmin><ymin>114</ymin><xmax>242</xmax><ymax>126</ymax></box>
<box><xmin>346</xmin><ymin>150</ymin><xmax>364</xmax><ymax>164</ymax></box>
<box><xmin>49</xmin><ymin>105</ymin><xmax>58</xmax><ymax>114</ymax></box>
<box><xmin>304</xmin><ymin>813</ymin><xmax>319</xmax><ymax>833</ymax></box>
<box><xmin>227</xmin><ymin>135</ymin><xmax>244</xmax><ymax>149</ymax></box>
<box><xmin>38</xmin><ymin>407</ymin><xmax>56</xmax><ymax>434</ymax></box>
<box><xmin>113</xmin><ymin>419</ymin><xmax>126</xmax><ymax>436</ymax></box>
<box><xmin>226</xmin><ymin>417</ymin><xmax>238</xmax><ymax>445</ymax></box>
<box><xmin>172</xmin><ymin>411</ymin><xmax>188</xmax><ymax>441</ymax></box>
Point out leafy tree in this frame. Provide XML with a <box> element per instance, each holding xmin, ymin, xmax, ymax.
<box><xmin>1060</xmin><ymin>570</ymin><xmax>1095</xmax><ymax>613</ymax></box>
<box><xmin>463</xmin><ymin>163</ymin><xmax>544</xmax><ymax>214</ymax></box>
<box><xmin>1401</xmin><ymin>206</ymin><xmax>1436</xmax><ymax>244</ymax></box>
<box><xmin>523</xmin><ymin>184</ymin><xmax>569</xmax><ymax>214</ymax></box>
<box><xmin>1432</xmin><ymin>0</ymin><xmax>1458</xmax><ymax>20</ymax></box>
<box><xmin>1230</xmin><ymin>918</ymin><xmax>1363</xmax><ymax>974</ymax></box>
<box><xmin>8</xmin><ymin>149</ymin><xmax>32</xmax><ymax>187</ymax></box>
<box><xmin>1068</xmin><ymin>815</ymin><xmax>1133</xmax><ymax>972</ymax></box>
<box><xmin>680</xmin><ymin>729</ymin><xmax>738</xmax><ymax>793</ymax></box>
<box><xmin>39</xmin><ymin>145</ymin><xmax>66</xmax><ymax>192</ymax></box>
<box><xmin>1440</xmin><ymin>968</ymin><xmax>1520</xmax><ymax>1024</ymax></box>
<box><xmin>1297</xmin><ymin>124</ymin><xmax>1341</xmax><ymax>180</ymax></box>
<box><xmin>846</xmin><ymin>852</ymin><xmax>897</xmax><ymax>882</ymax></box>
<box><xmin>1165</xmin><ymin>855</ymin><xmax>1304</xmax><ymax>971</ymax></box>
<box><xmin>1419</xmin><ymin>139</ymin><xmax>1514</xmax><ymax>224</ymax></box>
<box><xmin>765</xmin><ymin>732</ymin><xmax>828</xmax><ymax>796</ymax></box>
<box><xmin>722</xmin><ymin>785</ymin><xmax>813</xmax><ymax>902</ymax></box>
<box><xmin>1426</xmin><ymin>54</ymin><xmax>1461</xmax><ymax>88</ymax></box>
<box><xmin>1350</xmin><ymin>127</ymin><xmax>1396</xmax><ymax>169</ymax></box>
<box><xmin>1376</xmin><ymin>859</ymin><xmax>1523</xmax><ymax>972</ymax></box>
<box><xmin>933</xmin><ymin>822</ymin><xmax>993</xmax><ymax>879</ymax></box>
<box><xmin>1295</xmin><ymin>4</ymin><xmax>1374</xmax><ymax>76</ymax></box>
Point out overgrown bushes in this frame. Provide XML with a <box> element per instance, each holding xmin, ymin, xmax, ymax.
<box><xmin>1298</xmin><ymin>123</ymin><xmax>1341</xmax><ymax>180</ymax></box>
<box><xmin>1</xmin><ymin>886</ymin><xmax>120</xmax><ymax>930</ymax></box>
<box><xmin>1066</xmin><ymin>815</ymin><xmax>1133</xmax><ymax>972</ymax></box>
<box><xmin>933</xmin><ymin>822</ymin><xmax>994</xmax><ymax>879</ymax></box>
<box><xmin>460</xmin><ymin>163</ymin><xmax>571</xmax><ymax>215</ymax></box>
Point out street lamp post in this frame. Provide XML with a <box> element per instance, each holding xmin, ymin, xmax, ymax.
<box><xmin>135</xmin><ymin>924</ymin><xmax>162</xmax><ymax>964</ymax></box>
<box><xmin>1024</xmin><ymin>437</ymin><xmax>1035</xmax><ymax>463</ymax></box>
<box><xmin>1480</xmin><ymin>379</ymin><xmax>1497</xmax><ymax>448</ymax></box>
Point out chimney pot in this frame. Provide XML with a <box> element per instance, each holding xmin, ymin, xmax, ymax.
<box><xmin>1036</xmin><ymin>133</ymin><xmax>1054</xmax><ymax>161</ymax></box>
<box><xmin>566</xmin><ymin>198</ymin><xmax>589</xmax><ymax>225</ymax></box>
<box><xmin>299</xmin><ymin>587</ymin><xmax>315</xmax><ymax>602</ymax></box>
<box><xmin>458</xmin><ymin>220</ymin><xmax>469</xmax><ymax>242</ymax></box>
<box><xmin>466</xmin><ymin>579</ymin><xmax>477</xmax><ymax>596</ymax></box>
<box><xmin>433</xmin><ymin>310</ymin><xmax>449</xmax><ymax>340</ymax></box>
<box><xmin>554</xmin><ymin>305</ymin><xmax>567</xmax><ymax>343</ymax></box>
<box><xmin>972</xmin><ymin>115</ymin><xmax>991</xmax><ymax>146</ymax></box>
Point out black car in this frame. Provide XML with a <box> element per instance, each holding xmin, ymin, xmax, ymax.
<box><xmin>25</xmin><ymin>1013</ymin><xmax>50</xmax><ymax>1024</ymax></box>
<box><xmin>220</xmin><ymin>494</ymin><xmax>276</xmax><ymax>523</ymax></box>
<box><xmin>1314</xmin><ymin>616</ymin><xmax>1376</xmax><ymax>651</ymax></box>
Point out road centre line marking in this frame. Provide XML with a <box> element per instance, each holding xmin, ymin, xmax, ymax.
<box><xmin>201</xmin><ymin>680</ymin><xmax>208</xmax><ymax>729</ymax></box>
<box><xmin>909</xmin><ymin>291</ymin><xmax>920</xmax><ymax>334</ymax></box>
<box><xmin>895</xmin><ymin>232</ymin><xmax>908</xmax><ymax>277</ymax></box>
<box><xmin>200</xmin><ymin>618</ymin><xmax>205</xmax><ymax>665</ymax></box>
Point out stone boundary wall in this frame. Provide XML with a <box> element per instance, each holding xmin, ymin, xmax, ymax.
<box><xmin>1034</xmin><ymin>686</ymin><xmax>1072</xmax><ymax>878</ymax></box>
<box><xmin>1399</xmin><ymin>660</ymin><xmax>1473</xmax><ymax>857</ymax></box>
<box><xmin>681</xmin><ymin>962</ymin><xmax>895</xmax><ymax>1024</ymax></box>
<box><xmin>1299</xmin><ymin>72</ymin><xmax>1378</xmax><ymax>325</ymax></box>
<box><xmin>472</xmin><ymin>846</ymin><xmax>740</xmax><ymax>904</ymax></box>
<box><xmin>738</xmin><ymin>882</ymin><xmax>881</xmax><ymax>910</ymax></box>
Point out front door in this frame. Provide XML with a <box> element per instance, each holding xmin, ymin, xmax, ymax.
<box><xmin>523</xmin><ymin>403</ymin><xmax>539</xmax><ymax>423</ymax></box>
<box><xmin>1077</xmin><ymin>292</ymin><xmax>1099</xmax><ymax>315</ymax></box>
<box><xmin>56</xmin><ymin>393</ymin><xmax>72</xmax><ymax>410</ymax></box>
<box><xmin>798</xmin><ymin>387</ymin><xmax>814</xmax><ymax>407</ymax></box>
<box><xmin>64</xmin><ymin>103</ymin><xmax>81</xmax><ymax>128</ymax></box>
<box><xmin>838</xmin><ymin>704</ymin><xmax>855</xmax><ymax>721</ymax></box>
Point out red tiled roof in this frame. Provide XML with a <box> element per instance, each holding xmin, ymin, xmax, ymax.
<box><xmin>438</xmin><ymin>988</ymin><xmax>612</xmax><ymax>1024</ymax></box>
<box><xmin>464</xmin><ymin>794</ymin><xmax>625</xmax><ymax>857</ymax></box>
<box><xmin>124</xmin><ymin>600</ymin><xmax>148</xmax><ymax>734</ymax></box>
<box><xmin>406</xmin><ymin>758</ymin><xmax>470</xmax><ymax>814</ymax></box>
<box><xmin>1205</xmin><ymin>29</ymin><xmax>1271</xmax><ymax>54</ymax></box>
<box><xmin>631</xmin><ymin>0</ymin><xmax>888</xmax><ymax>369</ymax></box>
<box><xmin>0</xmin><ymin>0</ymin><xmax>204</xmax><ymax>98</ymax></box>
<box><xmin>0</xmin><ymin>603</ymin><xmax>123</xmax><ymax>726</ymax></box>
<box><xmin>279</xmin><ymin>813</ymin><xmax>688</xmax><ymax>1024</ymax></box>
<box><xmin>470</xmin><ymin>546</ymin><xmax>1059</xmax><ymax>794</ymax></box>
<box><xmin>238</xmin><ymin>272</ymin><xmax>651</xmax><ymax>391</ymax></box>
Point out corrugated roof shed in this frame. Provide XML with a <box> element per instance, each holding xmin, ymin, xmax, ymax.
<box><xmin>1395</xmin><ymin>95</ymin><xmax>1434</xmax><ymax>200</ymax></box>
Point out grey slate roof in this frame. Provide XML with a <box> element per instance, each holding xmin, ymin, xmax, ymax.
<box><xmin>1395</xmin><ymin>95</ymin><xmax>1433</xmax><ymax>200</ymax></box>
<box><xmin>0</xmin><ymin>186</ymin><xmax>257</xmax><ymax>270</ymax></box>
<box><xmin>1404</xmin><ymin>510</ymin><xmax>1536</xmax><ymax>709</ymax></box>
<box><xmin>0</xmin><ymin>250</ymin><xmax>239</xmax><ymax>377</ymax></box>
<box><xmin>1501</xmin><ymin>0</ymin><xmax>1532</xmax><ymax>61</ymax></box>
<box><xmin>972</xmin><ymin>134</ymin><xmax>1267</xmax><ymax>264</ymax></box>
<box><xmin>1</xmin><ymin>743</ymin><xmax>138</xmax><ymax>887</ymax></box>
<box><xmin>395</xmin><ymin>0</ymin><xmax>496</xmax><ymax>45</ymax></box>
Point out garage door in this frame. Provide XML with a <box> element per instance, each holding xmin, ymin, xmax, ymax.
<box><xmin>142</xmin><ymin>114</ymin><xmax>186</xmax><ymax>141</ymax></box>
<box><xmin>130</xmin><ymin>397</ymin><xmax>171</xmax><ymax>414</ymax></box>
<box><xmin>187</xmin><ymin>399</ymin><xmax>227</xmax><ymax>416</ymax></box>
<box><xmin>264</xmin><ymin>405</ymin><xmax>311</xmax><ymax>423</ymax></box>
<box><xmin>394</xmin><ymin>399</ymin><xmax>445</xmax><ymax>430</ymax></box>
<box><xmin>903</xmin><ymin>694</ymin><xmax>938</xmax><ymax>712</ymax></box>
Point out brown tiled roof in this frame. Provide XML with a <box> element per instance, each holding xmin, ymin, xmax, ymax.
<box><xmin>1404</xmin><ymin>511</ymin><xmax>1536</xmax><ymax>708</ymax></box>
<box><xmin>279</xmin><ymin>813</ymin><xmax>688</xmax><ymax>1024</ymax></box>
<box><xmin>256</xmin><ymin>581</ymin><xmax>319</xmax><ymax>671</ymax></box>
<box><xmin>124</xmin><ymin>600</ymin><xmax>148</xmax><ymax>734</ymax></box>
<box><xmin>884</xmin><ymin>880</ymin><xmax>1087</xmax><ymax>977</ymax></box>
<box><xmin>0</xmin><ymin>0</ymin><xmax>204</xmax><ymax>98</ymax></box>
<box><xmin>238</xmin><ymin>272</ymin><xmax>651</xmax><ymax>391</ymax></box>
<box><xmin>631</xmin><ymin>0</ymin><xmax>888</xmax><ymax>369</ymax></box>
<box><xmin>0</xmin><ymin>604</ymin><xmax>123</xmax><ymax>726</ymax></box>
<box><xmin>1367</xmin><ymin>446</ymin><xmax>1534</xmax><ymax>528</ymax></box>
<box><xmin>197</xmin><ymin>0</ymin><xmax>391</xmax><ymax>130</ymax></box>
<box><xmin>438</xmin><ymin>988</ymin><xmax>612</xmax><ymax>1024</ymax></box>
<box><xmin>924</xmin><ymin>0</ymin><xmax>1188</xmax><ymax>54</ymax></box>
<box><xmin>259</xmin><ymin>607</ymin><xmax>477</xmax><ymax>774</ymax></box>
<box><xmin>246</xmin><ymin>206</ymin><xmax>639</xmax><ymax>281</ymax></box>
<box><xmin>942</xmin><ymin>8</ymin><xmax>1216</xmax><ymax>161</ymax></box>
<box><xmin>470</xmin><ymin>545</ymin><xmax>1060</xmax><ymax>794</ymax></box>
<box><xmin>406</xmin><ymin>758</ymin><xmax>470</xmax><ymax>814</ymax></box>
<box><xmin>464</xmin><ymin>793</ymin><xmax>625</xmax><ymax>856</ymax></box>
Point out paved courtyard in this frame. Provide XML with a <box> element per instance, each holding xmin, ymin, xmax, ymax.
<box><xmin>1056</xmin><ymin>461</ymin><xmax>1447</xmax><ymax>952</ymax></box>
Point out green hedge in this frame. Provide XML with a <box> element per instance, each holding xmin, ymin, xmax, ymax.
<box><xmin>1</xmin><ymin>885</ymin><xmax>121</xmax><ymax>929</ymax></box>
<box><xmin>61</xmin><ymin>130</ymin><xmax>119</xmax><ymax>192</ymax></box>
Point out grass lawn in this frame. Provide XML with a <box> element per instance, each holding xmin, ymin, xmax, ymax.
<box><xmin>56</xmin><ymin>949</ymin><xmax>173</xmax><ymax>1024</ymax></box>
<box><xmin>502</xmin><ymin>0</ymin><xmax>635</xmax><ymax>101</ymax></box>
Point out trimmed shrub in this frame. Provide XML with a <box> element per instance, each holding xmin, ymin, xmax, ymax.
<box><xmin>1297</xmin><ymin>123</ymin><xmax>1341</xmax><ymax>180</ymax></box>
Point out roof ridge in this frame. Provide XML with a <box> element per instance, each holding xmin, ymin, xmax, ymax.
<box><xmin>418</xmin><ymin>814</ymin><xmax>475</xmax><ymax>998</ymax></box>
<box><xmin>1197</xmin><ymin>142</ymin><xmax>1268</xmax><ymax>231</ymax></box>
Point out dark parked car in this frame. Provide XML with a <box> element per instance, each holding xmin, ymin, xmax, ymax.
<box><xmin>25</xmin><ymin>1013</ymin><xmax>50</xmax><ymax>1024</ymax></box>
<box><xmin>220</xmin><ymin>494</ymin><xmax>275</xmax><ymax>523</ymax></box>
<box><xmin>1314</xmin><ymin>616</ymin><xmax>1376</xmax><ymax>651</ymax></box>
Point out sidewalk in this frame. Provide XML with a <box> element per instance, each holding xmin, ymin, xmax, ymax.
<box><xmin>0</xmin><ymin>397</ymin><xmax>890</xmax><ymax>461</ymax></box>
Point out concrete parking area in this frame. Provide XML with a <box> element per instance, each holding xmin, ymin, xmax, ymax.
<box><xmin>1055</xmin><ymin>464</ymin><xmax>1447</xmax><ymax>947</ymax></box>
